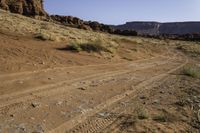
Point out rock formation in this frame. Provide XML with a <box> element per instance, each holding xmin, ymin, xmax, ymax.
<box><xmin>113</xmin><ymin>21</ymin><xmax>200</xmax><ymax>35</ymax></box>
<box><xmin>0</xmin><ymin>0</ymin><xmax>137</xmax><ymax>36</ymax></box>
<box><xmin>50</xmin><ymin>15</ymin><xmax>114</xmax><ymax>33</ymax></box>
<box><xmin>0</xmin><ymin>0</ymin><xmax>47</xmax><ymax>16</ymax></box>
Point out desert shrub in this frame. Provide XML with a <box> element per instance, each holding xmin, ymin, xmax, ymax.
<box><xmin>138</xmin><ymin>109</ymin><xmax>149</xmax><ymax>120</ymax></box>
<box><xmin>120</xmin><ymin>38</ymin><xmax>138</xmax><ymax>44</ymax></box>
<box><xmin>177</xmin><ymin>44</ymin><xmax>200</xmax><ymax>56</ymax></box>
<box><xmin>65</xmin><ymin>43</ymin><xmax>82</xmax><ymax>52</ymax></box>
<box><xmin>183</xmin><ymin>64</ymin><xmax>200</xmax><ymax>79</ymax></box>
<box><xmin>134</xmin><ymin>106</ymin><xmax>149</xmax><ymax>120</ymax></box>
<box><xmin>65</xmin><ymin>40</ymin><xmax>112</xmax><ymax>53</ymax></box>
<box><xmin>34</xmin><ymin>33</ymin><xmax>49</xmax><ymax>41</ymax></box>
<box><xmin>153</xmin><ymin>114</ymin><xmax>168</xmax><ymax>122</ymax></box>
<box><xmin>80</xmin><ymin>42</ymin><xmax>109</xmax><ymax>53</ymax></box>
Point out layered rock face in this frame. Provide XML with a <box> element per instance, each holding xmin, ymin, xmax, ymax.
<box><xmin>113</xmin><ymin>21</ymin><xmax>200</xmax><ymax>35</ymax></box>
<box><xmin>0</xmin><ymin>0</ymin><xmax>47</xmax><ymax>16</ymax></box>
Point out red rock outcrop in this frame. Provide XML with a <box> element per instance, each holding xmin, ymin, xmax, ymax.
<box><xmin>0</xmin><ymin>0</ymin><xmax>47</xmax><ymax>16</ymax></box>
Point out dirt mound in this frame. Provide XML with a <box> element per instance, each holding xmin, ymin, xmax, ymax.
<box><xmin>0</xmin><ymin>0</ymin><xmax>47</xmax><ymax>16</ymax></box>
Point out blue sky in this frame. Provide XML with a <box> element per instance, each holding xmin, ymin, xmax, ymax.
<box><xmin>44</xmin><ymin>0</ymin><xmax>200</xmax><ymax>25</ymax></box>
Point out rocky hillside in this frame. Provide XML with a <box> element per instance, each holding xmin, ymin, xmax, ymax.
<box><xmin>0</xmin><ymin>0</ymin><xmax>138</xmax><ymax>36</ymax></box>
<box><xmin>0</xmin><ymin>0</ymin><xmax>47</xmax><ymax>16</ymax></box>
<box><xmin>114</xmin><ymin>21</ymin><xmax>200</xmax><ymax>35</ymax></box>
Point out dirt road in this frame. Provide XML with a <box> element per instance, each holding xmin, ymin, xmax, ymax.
<box><xmin>0</xmin><ymin>52</ymin><xmax>187</xmax><ymax>133</ymax></box>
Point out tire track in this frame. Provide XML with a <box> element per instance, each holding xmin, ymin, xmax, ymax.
<box><xmin>0</xmin><ymin>57</ymin><xmax>173</xmax><ymax>109</ymax></box>
<box><xmin>0</xmin><ymin>56</ymin><xmax>165</xmax><ymax>82</ymax></box>
<box><xmin>49</xmin><ymin>57</ymin><xmax>188</xmax><ymax>133</ymax></box>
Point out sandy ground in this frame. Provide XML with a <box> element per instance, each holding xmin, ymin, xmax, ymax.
<box><xmin>0</xmin><ymin>32</ymin><xmax>199</xmax><ymax>133</ymax></box>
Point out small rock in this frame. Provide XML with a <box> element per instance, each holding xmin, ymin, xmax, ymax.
<box><xmin>98</xmin><ymin>112</ymin><xmax>110</xmax><ymax>117</ymax></box>
<box><xmin>17</xmin><ymin>123</ymin><xmax>26</xmax><ymax>131</ymax></box>
<box><xmin>56</xmin><ymin>101</ymin><xmax>63</xmax><ymax>105</ymax></box>
<box><xmin>160</xmin><ymin>91</ymin><xmax>165</xmax><ymax>94</ymax></box>
<box><xmin>181</xmin><ymin>116</ymin><xmax>188</xmax><ymax>122</ymax></box>
<box><xmin>10</xmin><ymin>114</ymin><xmax>15</xmax><ymax>117</ymax></box>
<box><xmin>18</xmin><ymin>81</ymin><xmax>24</xmax><ymax>84</ymax></box>
<box><xmin>186</xmin><ymin>98</ymin><xmax>192</xmax><ymax>103</ymax></box>
<box><xmin>30</xmin><ymin>117</ymin><xmax>35</xmax><ymax>120</ymax></box>
<box><xmin>48</xmin><ymin>78</ymin><xmax>53</xmax><ymax>80</ymax></box>
<box><xmin>77</xmin><ymin>87</ymin><xmax>86</xmax><ymax>90</ymax></box>
<box><xmin>90</xmin><ymin>84</ymin><xmax>98</xmax><ymax>87</ymax></box>
<box><xmin>153</xmin><ymin>99</ymin><xmax>159</xmax><ymax>104</ymax></box>
<box><xmin>168</xmin><ymin>92</ymin><xmax>173</xmax><ymax>95</ymax></box>
<box><xmin>194</xmin><ymin>100</ymin><xmax>200</xmax><ymax>103</ymax></box>
<box><xmin>35</xmin><ymin>124</ymin><xmax>45</xmax><ymax>133</ymax></box>
<box><xmin>61</xmin><ymin>111</ymin><xmax>67</xmax><ymax>116</ymax></box>
<box><xmin>140</xmin><ymin>96</ymin><xmax>146</xmax><ymax>99</ymax></box>
<box><xmin>80</xmin><ymin>81</ymin><xmax>86</xmax><ymax>84</ymax></box>
<box><xmin>31</xmin><ymin>102</ymin><xmax>41</xmax><ymax>108</ymax></box>
<box><xmin>39</xmin><ymin>62</ymin><xmax>45</xmax><ymax>65</ymax></box>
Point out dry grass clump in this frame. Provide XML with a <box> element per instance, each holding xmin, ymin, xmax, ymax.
<box><xmin>152</xmin><ymin>114</ymin><xmax>168</xmax><ymax>122</ymax></box>
<box><xmin>177</xmin><ymin>43</ymin><xmax>200</xmax><ymax>56</ymax></box>
<box><xmin>134</xmin><ymin>106</ymin><xmax>149</xmax><ymax>120</ymax></box>
<box><xmin>64</xmin><ymin>40</ymin><xmax>114</xmax><ymax>53</ymax></box>
<box><xmin>34</xmin><ymin>32</ymin><xmax>50</xmax><ymax>41</ymax></box>
<box><xmin>182</xmin><ymin>64</ymin><xmax>200</xmax><ymax>79</ymax></box>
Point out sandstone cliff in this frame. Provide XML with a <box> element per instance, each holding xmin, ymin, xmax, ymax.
<box><xmin>113</xmin><ymin>21</ymin><xmax>200</xmax><ymax>35</ymax></box>
<box><xmin>0</xmin><ymin>0</ymin><xmax>47</xmax><ymax>16</ymax></box>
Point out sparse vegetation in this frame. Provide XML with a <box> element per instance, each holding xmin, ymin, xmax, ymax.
<box><xmin>183</xmin><ymin>64</ymin><xmax>200</xmax><ymax>78</ymax></box>
<box><xmin>34</xmin><ymin>33</ymin><xmax>50</xmax><ymax>41</ymax></box>
<box><xmin>138</xmin><ymin>110</ymin><xmax>149</xmax><ymax>120</ymax></box>
<box><xmin>64</xmin><ymin>40</ymin><xmax>113</xmax><ymax>53</ymax></box>
<box><xmin>134</xmin><ymin>106</ymin><xmax>149</xmax><ymax>120</ymax></box>
<box><xmin>177</xmin><ymin>43</ymin><xmax>200</xmax><ymax>56</ymax></box>
<box><xmin>153</xmin><ymin>114</ymin><xmax>168</xmax><ymax>122</ymax></box>
<box><xmin>122</xmin><ymin>57</ymin><xmax>133</xmax><ymax>61</ymax></box>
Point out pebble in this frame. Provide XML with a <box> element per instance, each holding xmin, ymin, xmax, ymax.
<box><xmin>90</xmin><ymin>84</ymin><xmax>98</xmax><ymax>87</ymax></box>
<box><xmin>56</xmin><ymin>101</ymin><xmax>63</xmax><ymax>105</ymax></box>
<box><xmin>30</xmin><ymin>117</ymin><xmax>35</xmax><ymax>120</ymax></box>
<box><xmin>10</xmin><ymin>114</ymin><xmax>15</xmax><ymax>117</ymax></box>
<box><xmin>17</xmin><ymin>123</ymin><xmax>26</xmax><ymax>131</ymax></box>
<box><xmin>77</xmin><ymin>87</ymin><xmax>86</xmax><ymax>90</ymax></box>
<box><xmin>18</xmin><ymin>81</ymin><xmax>24</xmax><ymax>84</ymax></box>
<box><xmin>98</xmin><ymin>112</ymin><xmax>110</xmax><ymax>117</ymax></box>
<box><xmin>40</xmin><ymin>62</ymin><xmax>45</xmax><ymax>65</ymax></box>
<box><xmin>31</xmin><ymin>102</ymin><xmax>41</xmax><ymax>108</ymax></box>
<box><xmin>140</xmin><ymin>96</ymin><xmax>146</xmax><ymax>99</ymax></box>
<box><xmin>48</xmin><ymin>77</ymin><xmax>53</xmax><ymax>80</ymax></box>
<box><xmin>160</xmin><ymin>91</ymin><xmax>165</xmax><ymax>94</ymax></box>
<box><xmin>153</xmin><ymin>99</ymin><xmax>159</xmax><ymax>104</ymax></box>
<box><xmin>35</xmin><ymin>124</ymin><xmax>45</xmax><ymax>133</ymax></box>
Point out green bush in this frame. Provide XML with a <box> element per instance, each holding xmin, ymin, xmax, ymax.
<box><xmin>183</xmin><ymin>64</ymin><xmax>200</xmax><ymax>79</ymax></box>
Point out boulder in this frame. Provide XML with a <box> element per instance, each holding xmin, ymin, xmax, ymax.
<box><xmin>0</xmin><ymin>0</ymin><xmax>47</xmax><ymax>16</ymax></box>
